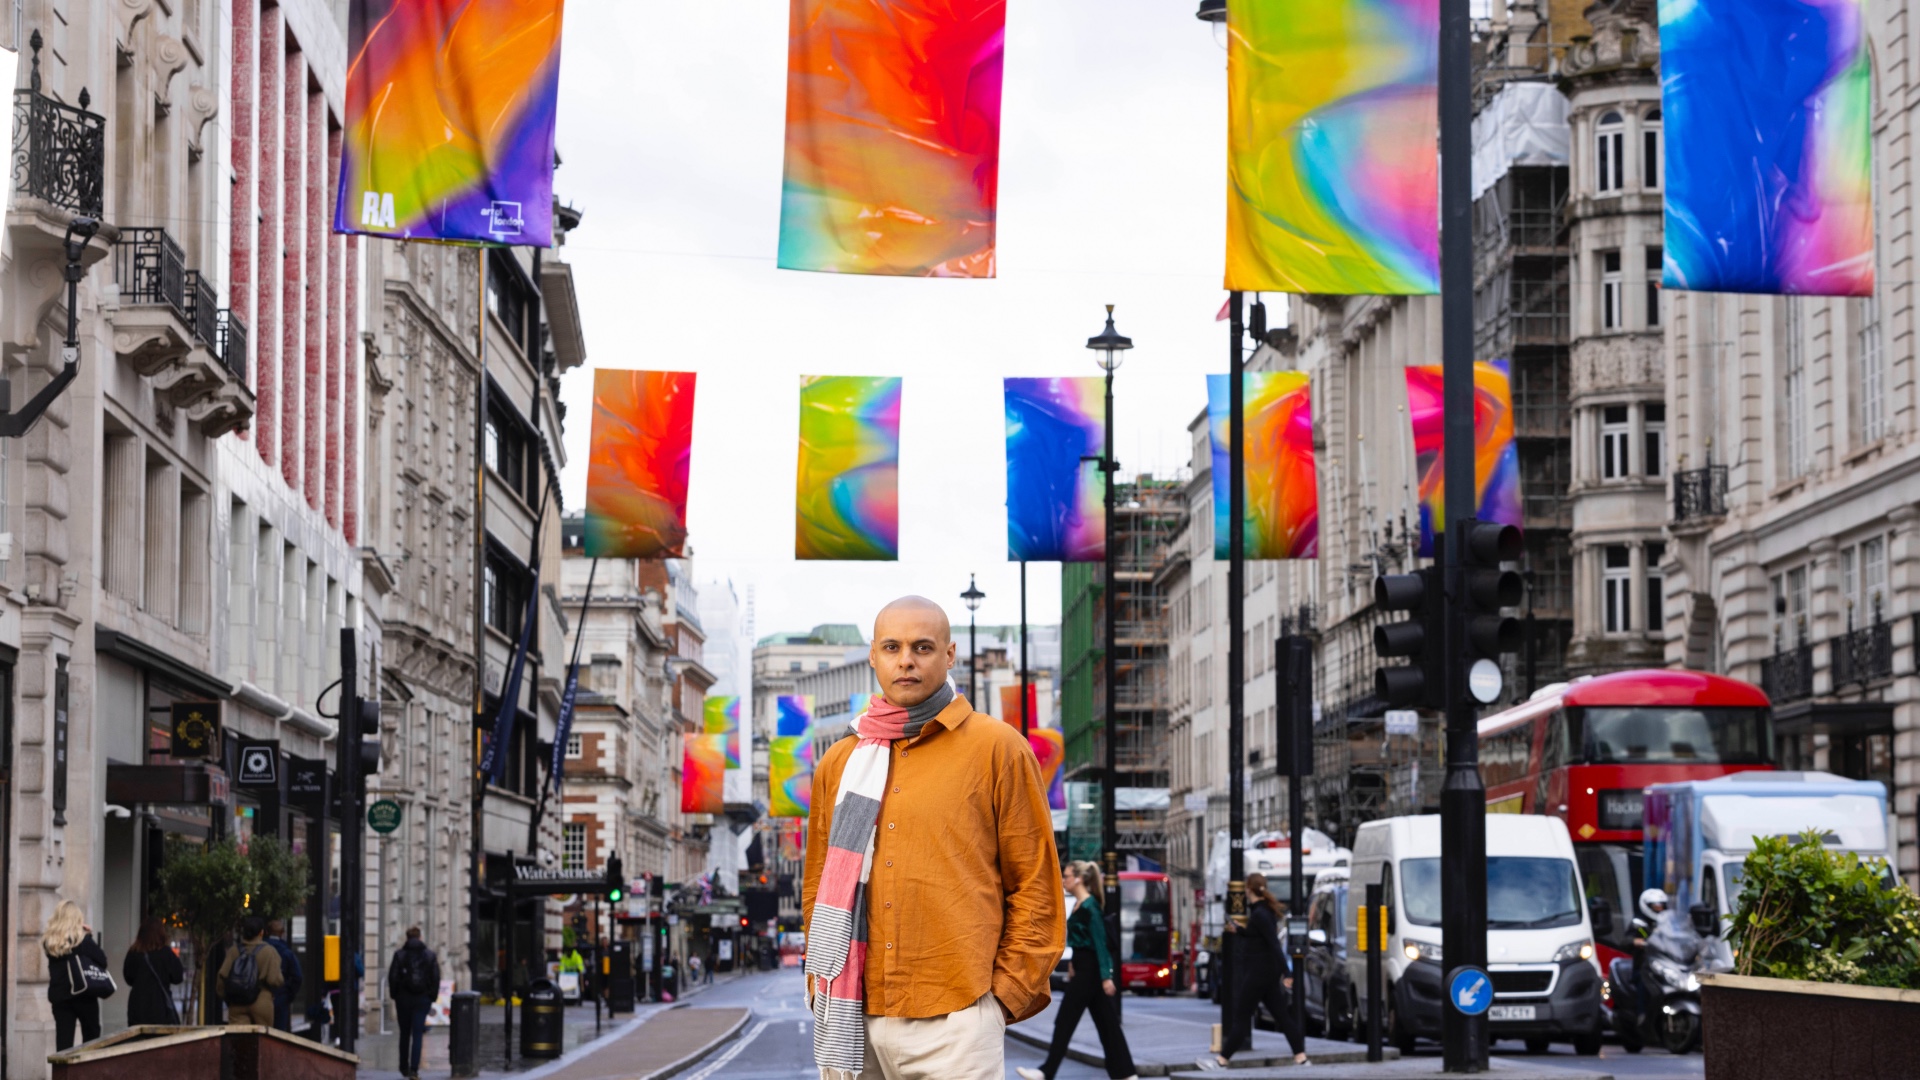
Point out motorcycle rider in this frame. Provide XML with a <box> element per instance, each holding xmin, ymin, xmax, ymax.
<box><xmin>1629</xmin><ymin>888</ymin><xmax>1669</xmax><ymax>1020</ymax></box>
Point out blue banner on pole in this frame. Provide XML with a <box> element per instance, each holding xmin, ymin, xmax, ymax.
<box><xmin>547</xmin><ymin>664</ymin><xmax>581</xmax><ymax>794</ymax></box>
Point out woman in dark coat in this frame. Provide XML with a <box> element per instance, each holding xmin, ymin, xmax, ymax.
<box><xmin>1198</xmin><ymin>872</ymin><xmax>1309</xmax><ymax>1069</ymax></box>
<box><xmin>43</xmin><ymin>900</ymin><xmax>112</xmax><ymax>1050</ymax></box>
<box><xmin>123</xmin><ymin>916</ymin><xmax>184</xmax><ymax>1025</ymax></box>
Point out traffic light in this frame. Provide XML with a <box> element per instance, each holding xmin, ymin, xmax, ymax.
<box><xmin>1459</xmin><ymin>519</ymin><xmax>1524</xmax><ymax>705</ymax></box>
<box><xmin>1373</xmin><ymin>565</ymin><xmax>1443</xmax><ymax>710</ymax></box>
<box><xmin>606</xmin><ymin>854</ymin><xmax>624</xmax><ymax>902</ymax></box>
<box><xmin>356</xmin><ymin>698</ymin><xmax>382</xmax><ymax>778</ymax></box>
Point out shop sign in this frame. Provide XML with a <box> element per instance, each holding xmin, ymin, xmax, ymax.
<box><xmin>237</xmin><ymin>739</ymin><xmax>280</xmax><ymax>787</ymax></box>
<box><xmin>169</xmin><ymin>701</ymin><xmax>222</xmax><ymax>759</ymax></box>
<box><xmin>367</xmin><ymin>798</ymin><xmax>403</xmax><ymax>834</ymax></box>
<box><xmin>288</xmin><ymin>757</ymin><xmax>328</xmax><ymax>809</ymax></box>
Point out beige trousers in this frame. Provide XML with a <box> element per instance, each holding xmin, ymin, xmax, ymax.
<box><xmin>856</xmin><ymin>993</ymin><xmax>1006</xmax><ymax>1080</ymax></box>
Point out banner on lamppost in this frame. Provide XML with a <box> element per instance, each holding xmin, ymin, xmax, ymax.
<box><xmin>795</xmin><ymin>376</ymin><xmax>901</xmax><ymax>560</ymax></box>
<box><xmin>1005</xmin><ymin>377</ymin><xmax>1106</xmax><ymax>563</ymax></box>
<box><xmin>1404</xmin><ymin>359</ymin><xmax>1520</xmax><ymax>557</ymax></box>
<box><xmin>1207</xmin><ymin>372</ymin><xmax>1319</xmax><ymax>560</ymax></box>
<box><xmin>585</xmin><ymin>370</ymin><xmax>696</xmax><ymax>559</ymax></box>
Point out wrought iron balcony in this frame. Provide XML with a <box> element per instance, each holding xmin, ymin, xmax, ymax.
<box><xmin>217</xmin><ymin>309</ymin><xmax>248</xmax><ymax>379</ymax></box>
<box><xmin>1759</xmin><ymin>642</ymin><xmax>1814</xmax><ymax>703</ymax></box>
<box><xmin>1673</xmin><ymin>465</ymin><xmax>1728</xmax><ymax>521</ymax></box>
<box><xmin>184</xmin><ymin>269</ymin><xmax>218</xmax><ymax>349</ymax></box>
<box><xmin>9</xmin><ymin>32</ymin><xmax>104</xmax><ymax>217</ymax></box>
<box><xmin>1831</xmin><ymin>619</ymin><xmax>1893</xmax><ymax>688</ymax></box>
<box><xmin>115</xmin><ymin>227</ymin><xmax>189</xmax><ymax>322</ymax></box>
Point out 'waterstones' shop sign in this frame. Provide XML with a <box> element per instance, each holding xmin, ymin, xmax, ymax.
<box><xmin>508</xmin><ymin>865</ymin><xmax>620</xmax><ymax>896</ymax></box>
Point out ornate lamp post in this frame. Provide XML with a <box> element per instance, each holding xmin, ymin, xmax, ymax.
<box><xmin>1086</xmin><ymin>306</ymin><xmax>1132</xmax><ymax>934</ymax></box>
<box><xmin>961</xmin><ymin>575</ymin><xmax>985</xmax><ymax>706</ymax></box>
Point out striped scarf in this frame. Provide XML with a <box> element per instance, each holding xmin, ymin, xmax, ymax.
<box><xmin>808</xmin><ymin>680</ymin><xmax>956</xmax><ymax>1079</ymax></box>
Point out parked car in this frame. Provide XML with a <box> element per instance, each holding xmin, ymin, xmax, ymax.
<box><xmin>1298</xmin><ymin>868</ymin><xmax>1356</xmax><ymax>1039</ymax></box>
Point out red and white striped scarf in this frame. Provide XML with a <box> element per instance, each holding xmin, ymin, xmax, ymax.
<box><xmin>807</xmin><ymin>681</ymin><xmax>954</xmax><ymax>1078</ymax></box>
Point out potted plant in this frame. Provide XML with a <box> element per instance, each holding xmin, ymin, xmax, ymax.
<box><xmin>1699</xmin><ymin>831</ymin><xmax>1920</xmax><ymax>1079</ymax></box>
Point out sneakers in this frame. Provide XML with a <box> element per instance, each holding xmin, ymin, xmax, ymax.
<box><xmin>1015</xmin><ymin>1069</ymin><xmax>1047</xmax><ymax>1080</ymax></box>
<box><xmin>1195</xmin><ymin>1056</ymin><xmax>1227</xmax><ymax>1070</ymax></box>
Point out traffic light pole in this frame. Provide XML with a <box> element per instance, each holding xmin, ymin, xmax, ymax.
<box><xmin>337</xmin><ymin>628</ymin><xmax>363</xmax><ymax>1056</ymax></box>
<box><xmin>1439</xmin><ymin>0</ymin><xmax>1489</xmax><ymax>1061</ymax></box>
<box><xmin>1221</xmin><ymin>290</ymin><xmax>1247</xmax><ymax>1038</ymax></box>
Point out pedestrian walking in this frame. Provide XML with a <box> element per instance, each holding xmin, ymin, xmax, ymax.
<box><xmin>387</xmin><ymin>927</ymin><xmax>442</xmax><ymax>1080</ymax></box>
<box><xmin>703</xmin><ymin>946</ymin><xmax>715</xmax><ymax>984</ymax></box>
<box><xmin>687</xmin><ymin>951</ymin><xmax>702</xmax><ymax>986</ymax></box>
<box><xmin>265</xmin><ymin>919</ymin><xmax>303</xmax><ymax>1031</ymax></box>
<box><xmin>216</xmin><ymin>915</ymin><xmax>284</xmax><ymax>1027</ymax></box>
<box><xmin>803</xmin><ymin>596</ymin><xmax>1065</xmax><ymax>1080</ymax></box>
<box><xmin>123</xmin><ymin>916</ymin><xmax>184</xmax><ymax>1026</ymax></box>
<box><xmin>1016</xmin><ymin>862</ymin><xmax>1138</xmax><ymax>1080</ymax></box>
<box><xmin>1197</xmin><ymin>872</ymin><xmax>1308</xmax><ymax>1069</ymax></box>
<box><xmin>43</xmin><ymin>900</ymin><xmax>113</xmax><ymax>1050</ymax></box>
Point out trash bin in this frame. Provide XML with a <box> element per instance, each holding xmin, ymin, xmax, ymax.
<box><xmin>520</xmin><ymin>979</ymin><xmax>564</xmax><ymax>1059</ymax></box>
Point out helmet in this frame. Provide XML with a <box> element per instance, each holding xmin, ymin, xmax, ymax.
<box><xmin>1638</xmin><ymin>888</ymin><xmax>1670</xmax><ymax>922</ymax></box>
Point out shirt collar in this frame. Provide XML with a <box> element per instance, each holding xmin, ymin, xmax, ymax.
<box><xmin>913</xmin><ymin>694</ymin><xmax>974</xmax><ymax>738</ymax></box>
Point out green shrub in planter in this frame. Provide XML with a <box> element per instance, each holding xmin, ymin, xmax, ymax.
<box><xmin>1727</xmin><ymin>830</ymin><xmax>1920</xmax><ymax>990</ymax></box>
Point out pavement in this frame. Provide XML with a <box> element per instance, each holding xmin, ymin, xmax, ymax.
<box><xmin>1007</xmin><ymin>994</ymin><xmax>1393</xmax><ymax>1076</ymax></box>
<box><xmin>1164</xmin><ymin>1062</ymin><xmax>1612</xmax><ymax>1079</ymax></box>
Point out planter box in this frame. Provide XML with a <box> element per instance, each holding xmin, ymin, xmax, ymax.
<box><xmin>48</xmin><ymin>1024</ymin><xmax>357</xmax><ymax>1080</ymax></box>
<box><xmin>1702</xmin><ymin>973</ymin><xmax>1920</xmax><ymax>1080</ymax></box>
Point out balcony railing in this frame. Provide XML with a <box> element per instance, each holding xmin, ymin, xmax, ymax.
<box><xmin>184</xmin><ymin>269</ymin><xmax>218</xmax><ymax>348</ymax></box>
<box><xmin>1760</xmin><ymin>642</ymin><xmax>1814</xmax><ymax>703</ymax></box>
<box><xmin>10</xmin><ymin>32</ymin><xmax>104</xmax><ymax>216</ymax></box>
<box><xmin>1674</xmin><ymin>465</ymin><xmax>1728</xmax><ymax>521</ymax></box>
<box><xmin>1831</xmin><ymin>620</ymin><xmax>1893</xmax><ymax>688</ymax></box>
<box><xmin>217</xmin><ymin>309</ymin><xmax>248</xmax><ymax>379</ymax></box>
<box><xmin>115</xmin><ymin>227</ymin><xmax>189</xmax><ymax>323</ymax></box>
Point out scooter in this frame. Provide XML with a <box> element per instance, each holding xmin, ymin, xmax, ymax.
<box><xmin>1606</xmin><ymin>907</ymin><xmax>1719</xmax><ymax>1054</ymax></box>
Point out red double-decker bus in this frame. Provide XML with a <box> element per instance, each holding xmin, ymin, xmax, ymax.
<box><xmin>1475</xmin><ymin>670</ymin><xmax>1773</xmax><ymax>973</ymax></box>
<box><xmin>1117</xmin><ymin>871</ymin><xmax>1175</xmax><ymax>994</ymax></box>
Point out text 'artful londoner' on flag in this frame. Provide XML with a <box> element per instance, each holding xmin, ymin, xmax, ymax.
<box><xmin>778</xmin><ymin>0</ymin><xmax>1005</xmax><ymax>277</ymax></box>
<box><xmin>336</xmin><ymin>0</ymin><xmax>566</xmax><ymax>246</ymax></box>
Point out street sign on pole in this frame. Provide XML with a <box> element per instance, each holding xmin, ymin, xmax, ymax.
<box><xmin>1383</xmin><ymin>710</ymin><xmax>1420</xmax><ymax>737</ymax></box>
<box><xmin>368</xmin><ymin>798</ymin><xmax>402</xmax><ymax>834</ymax></box>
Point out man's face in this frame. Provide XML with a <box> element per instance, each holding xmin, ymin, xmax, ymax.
<box><xmin>870</xmin><ymin>603</ymin><xmax>955</xmax><ymax>708</ymax></box>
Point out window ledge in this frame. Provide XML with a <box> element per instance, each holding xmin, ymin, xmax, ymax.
<box><xmin>1771</xmin><ymin>477</ymin><xmax>1809</xmax><ymax>501</ymax></box>
<box><xmin>1843</xmin><ymin>439</ymin><xmax>1888</xmax><ymax>467</ymax></box>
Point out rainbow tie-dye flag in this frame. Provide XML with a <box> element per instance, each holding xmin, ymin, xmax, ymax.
<box><xmin>586</xmin><ymin>370</ymin><xmax>695</xmax><ymax>559</ymax></box>
<box><xmin>335</xmin><ymin>0</ymin><xmax>566</xmax><ymax>246</ymax></box>
<box><xmin>1005</xmin><ymin>378</ymin><xmax>1107</xmax><ymax>563</ymax></box>
<box><xmin>1208</xmin><ymin>373</ymin><xmax>1320</xmax><ymax>560</ymax></box>
<box><xmin>1404</xmin><ymin>360</ymin><xmax>1521</xmax><ymax>557</ymax></box>
<box><xmin>796</xmin><ymin>376</ymin><xmax>902</xmax><ymax>560</ymax></box>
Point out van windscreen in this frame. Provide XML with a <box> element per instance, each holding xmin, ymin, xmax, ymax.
<box><xmin>1401</xmin><ymin>857</ymin><xmax>1583</xmax><ymax>930</ymax></box>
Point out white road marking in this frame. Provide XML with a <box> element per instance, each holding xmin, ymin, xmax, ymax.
<box><xmin>683</xmin><ymin>1018</ymin><xmax>770</xmax><ymax>1080</ymax></box>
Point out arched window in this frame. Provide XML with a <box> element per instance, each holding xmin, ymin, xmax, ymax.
<box><xmin>1643</xmin><ymin>109</ymin><xmax>1662</xmax><ymax>189</ymax></box>
<box><xmin>1597</xmin><ymin>111</ymin><xmax>1624</xmax><ymax>193</ymax></box>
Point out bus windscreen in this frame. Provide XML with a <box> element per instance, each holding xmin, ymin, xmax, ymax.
<box><xmin>1576</xmin><ymin>706</ymin><xmax>1770</xmax><ymax>764</ymax></box>
<box><xmin>1120</xmin><ymin>878</ymin><xmax>1171</xmax><ymax>962</ymax></box>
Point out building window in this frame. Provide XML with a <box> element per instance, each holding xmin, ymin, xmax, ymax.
<box><xmin>1645</xmin><ymin>542</ymin><xmax>1666</xmax><ymax>634</ymax></box>
<box><xmin>1601</xmin><ymin>405</ymin><xmax>1631</xmax><ymax>479</ymax></box>
<box><xmin>1645</xmin><ymin>246</ymin><xmax>1663</xmax><ymax>327</ymax></box>
<box><xmin>1782</xmin><ymin>301</ymin><xmax>1809</xmax><ymax>478</ymax></box>
<box><xmin>818</xmin><ymin>661</ymin><xmax>830</xmax><ymax>671</ymax></box>
<box><xmin>1603</xmin><ymin>545</ymin><xmax>1632</xmax><ymax>633</ymax></box>
<box><xmin>1596</xmin><ymin>111</ymin><xmax>1624</xmax><ymax>193</ymax></box>
<box><xmin>1844</xmin><ymin>536</ymin><xmax>1888</xmax><ymax>625</ymax></box>
<box><xmin>563</xmin><ymin>822</ymin><xmax>586</xmax><ymax>871</ymax></box>
<box><xmin>1771</xmin><ymin>566</ymin><xmax>1809</xmax><ymax>647</ymax></box>
<box><xmin>1601</xmin><ymin>250</ymin><xmax>1623</xmax><ymax>330</ymax></box>
<box><xmin>789</xmin><ymin>661</ymin><xmax>802</xmax><ymax>672</ymax></box>
<box><xmin>1642</xmin><ymin>109</ymin><xmax>1661</xmax><ymax>189</ymax></box>
<box><xmin>1644</xmin><ymin>403</ymin><xmax>1666</xmax><ymax>477</ymax></box>
<box><xmin>484</xmin><ymin>545</ymin><xmax>531</xmax><ymax>638</ymax></box>
<box><xmin>1855</xmin><ymin>293</ymin><xmax>1886</xmax><ymax>444</ymax></box>
<box><xmin>566</xmin><ymin>733</ymin><xmax>583</xmax><ymax>759</ymax></box>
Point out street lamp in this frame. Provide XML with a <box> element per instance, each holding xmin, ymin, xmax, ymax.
<box><xmin>1195</xmin><ymin>0</ymin><xmax>1229</xmax><ymax>49</ymax></box>
<box><xmin>1086</xmin><ymin>305</ymin><xmax>1132</xmax><ymax>948</ymax></box>
<box><xmin>961</xmin><ymin>575</ymin><xmax>985</xmax><ymax>707</ymax></box>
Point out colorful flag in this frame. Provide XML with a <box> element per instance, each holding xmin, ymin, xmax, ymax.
<box><xmin>779</xmin><ymin>820</ymin><xmax>806</xmax><ymax>862</ymax></box>
<box><xmin>775</xmin><ymin>695</ymin><xmax>815</xmax><ymax>738</ymax></box>
<box><xmin>770</xmin><ymin>735</ymin><xmax>815</xmax><ymax>818</ymax></box>
<box><xmin>778</xmin><ymin>0</ymin><xmax>1004</xmax><ymax>276</ymax></box>
<box><xmin>796</xmin><ymin>376</ymin><xmax>902</xmax><ymax>560</ymax></box>
<box><xmin>1207</xmin><ymin>373</ymin><xmax>1320</xmax><ymax>560</ymax></box>
<box><xmin>703</xmin><ymin>696</ymin><xmax>741</xmax><ymax>768</ymax></box>
<box><xmin>335</xmin><ymin>0</ymin><xmax>565</xmax><ymax>245</ymax></box>
<box><xmin>1660</xmin><ymin>0</ymin><xmax>1872</xmax><ymax>295</ymax></box>
<box><xmin>680</xmin><ymin>733</ymin><xmax>726</xmax><ymax>815</ymax></box>
<box><xmin>1225</xmin><ymin>0</ymin><xmax>1439</xmax><ymax>294</ymax></box>
<box><xmin>998</xmin><ymin>682</ymin><xmax>1039</xmax><ymax>727</ymax></box>
<box><xmin>1028</xmin><ymin>727</ymin><xmax>1066</xmax><ymax>812</ymax></box>
<box><xmin>1005</xmin><ymin>378</ymin><xmax>1106</xmax><ymax>563</ymax></box>
<box><xmin>1404</xmin><ymin>360</ymin><xmax>1521</xmax><ymax>557</ymax></box>
<box><xmin>586</xmin><ymin>370</ymin><xmax>695</xmax><ymax>559</ymax></box>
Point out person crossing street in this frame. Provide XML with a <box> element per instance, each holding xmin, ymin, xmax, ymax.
<box><xmin>1197</xmin><ymin>872</ymin><xmax>1308</xmax><ymax>1069</ymax></box>
<box><xmin>1016</xmin><ymin>861</ymin><xmax>1138</xmax><ymax>1080</ymax></box>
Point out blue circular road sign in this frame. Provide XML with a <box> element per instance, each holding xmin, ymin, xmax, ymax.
<box><xmin>1448</xmin><ymin>966</ymin><xmax>1493</xmax><ymax>1016</ymax></box>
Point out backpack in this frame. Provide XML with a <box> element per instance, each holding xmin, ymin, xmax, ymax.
<box><xmin>395</xmin><ymin>948</ymin><xmax>435</xmax><ymax>998</ymax></box>
<box><xmin>223</xmin><ymin>944</ymin><xmax>262</xmax><ymax>1006</ymax></box>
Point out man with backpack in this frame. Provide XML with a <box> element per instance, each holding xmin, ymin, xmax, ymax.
<box><xmin>388</xmin><ymin>928</ymin><xmax>442</xmax><ymax>1080</ymax></box>
<box><xmin>265</xmin><ymin>919</ymin><xmax>303</xmax><ymax>1031</ymax></box>
<box><xmin>217</xmin><ymin>916</ymin><xmax>284</xmax><ymax>1026</ymax></box>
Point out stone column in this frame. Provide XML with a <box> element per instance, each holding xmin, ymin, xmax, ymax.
<box><xmin>1887</xmin><ymin>506</ymin><xmax>1920</xmax><ymax>886</ymax></box>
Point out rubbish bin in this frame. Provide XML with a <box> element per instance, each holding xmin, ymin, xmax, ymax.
<box><xmin>520</xmin><ymin>979</ymin><xmax>564</xmax><ymax>1059</ymax></box>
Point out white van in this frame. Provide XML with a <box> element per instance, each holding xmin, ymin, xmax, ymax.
<box><xmin>1345</xmin><ymin>814</ymin><xmax>1603</xmax><ymax>1056</ymax></box>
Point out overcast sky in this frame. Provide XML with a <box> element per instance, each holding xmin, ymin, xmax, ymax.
<box><xmin>551</xmin><ymin>2</ymin><xmax>1235</xmax><ymax>640</ymax></box>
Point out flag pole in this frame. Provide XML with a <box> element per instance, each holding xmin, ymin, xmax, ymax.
<box><xmin>469</xmin><ymin>249</ymin><xmax>490</xmax><ymax>1019</ymax></box>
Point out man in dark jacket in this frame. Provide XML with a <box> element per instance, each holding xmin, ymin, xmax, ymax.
<box><xmin>265</xmin><ymin>919</ymin><xmax>303</xmax><ymax>1031</ymax></box>
<box><xmin>387</xmin><ymin>928</ymin><xmax>442</xmax><ymax>1080</ymax></box>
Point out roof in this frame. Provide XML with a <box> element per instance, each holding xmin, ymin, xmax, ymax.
<box><xmin>1558</xmin><ymin>669</ymin><xmax>1771</xmax><ymax>709</ymax></box>
<box><xmin>757</xmin><ymin>623</ymin><xmax>867</xmax><ymax>648</ymax></box>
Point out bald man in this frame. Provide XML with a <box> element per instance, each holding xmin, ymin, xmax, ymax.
<box><xmin>802</xmin><ymin>597</ymin><xmax>1065</xmax><ymax>1080</ymax></box>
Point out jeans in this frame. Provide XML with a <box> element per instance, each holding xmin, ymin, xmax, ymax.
<box><xmin>397</xmin><ymin>999</ymin><xmax>432</xmax><ymax>1076</ymax></box>
<box><xmin>52</xmin><ymin>997</ymin><xmax>101</xmax><ymax>1051</ymax></box>
<box><xmin>1039</xmin><ymin>968</ymin><xmax>1136</xmax><ymax>1079</ymax></box>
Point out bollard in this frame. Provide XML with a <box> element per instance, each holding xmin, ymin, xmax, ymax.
<box><xmin>1365</xmin><ymin>883</ymin><xmax>1384</xmax><ymax>1063</ymax></box>
<box><xmin>449</xmin><ymin>991</ymin><xmax>480</xmax><ymax>1078</ymax></box>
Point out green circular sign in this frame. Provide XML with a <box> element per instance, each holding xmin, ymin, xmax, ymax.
<box><xmin>367</xmin><ymin>798</ymin><xmax>403</xmax><ymax>834</ymax></box>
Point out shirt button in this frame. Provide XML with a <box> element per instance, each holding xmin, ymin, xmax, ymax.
<box><xmin>885</xmin><ymin>943</ymin><xmax>893</xmax><ymax>949</ymax></box>
<box><xmin>887</xmin><ymin>823</ymin><xmax>895</xmax><ymax>830</ymax></box>
<box><xmin>885</xmin><ymin>902</ymin><xmax>892</xmax><ymax>908</ymax></box>
<box><xmin>885</xmin><ymin>860</ymin><xmax>893</xmax><ymax>867</ymax></box>
<box><xmin>893</xmin><ymin>786</ymin><xmax>900</xmax><ymax>793</ymax></box>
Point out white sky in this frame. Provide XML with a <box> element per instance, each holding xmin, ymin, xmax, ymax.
<box><xmin>551</xmin><ymin>1</ymin><xmax>1234</xmax><ymax>639</ymax></box>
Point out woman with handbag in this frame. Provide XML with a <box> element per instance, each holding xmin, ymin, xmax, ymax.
<box><xmin>124</xmin><ymin>916</ymin><xmax>184</xmax><ymax>1026</ymax></box>
<box><xmin>43</xmin><ymin>900</ymin><xmax>114</xmax><ymax>1050</ymax></box>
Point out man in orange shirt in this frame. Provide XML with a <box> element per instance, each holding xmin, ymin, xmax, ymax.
<box><xmin>804</xmin><ymin>596</ymin><xmax>1065</xmax><ymax>1080</ymax></box>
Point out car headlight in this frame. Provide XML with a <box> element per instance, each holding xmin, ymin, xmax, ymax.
<box><xmin>1684</xmin><ymin>972</ymin><xmax>1700</xmax><ymax>993</ymax></box>
<box><xmin>1403</xmin><ymin>939</ymin><xmax>1442</xmax><ymax>963</ymax></box>
<box><xmin>1552</xmin><ymin>940</ymin><xmax>1595</xmax><ymax>964</ymax></box>
<box><xmin>1157</xmin><ymin>968</ymin><xmax>1170</xmax><ymax>977</ymax></box>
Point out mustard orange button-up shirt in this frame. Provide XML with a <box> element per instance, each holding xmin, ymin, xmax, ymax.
<box><xmin>802</xmin><ymin>695</ymin><xmax>1065</xmax><ymax>1022</ymax></box>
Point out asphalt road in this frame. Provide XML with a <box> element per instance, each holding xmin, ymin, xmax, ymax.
<box><xmin>677</xmin><ymin>968</ymin><xmax>1704</xmax><ymax>1080</ymax></box>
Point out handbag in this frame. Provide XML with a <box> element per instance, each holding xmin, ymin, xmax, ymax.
<box><xmin>69</xmin><ymin>950</ymin><xmax>116</xmax><ymax>1000</ymax></box>
<box><xmin>142</xmin><ymin>952</ymin><xmax>182</xmax><ymax>1023</ymax></box>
